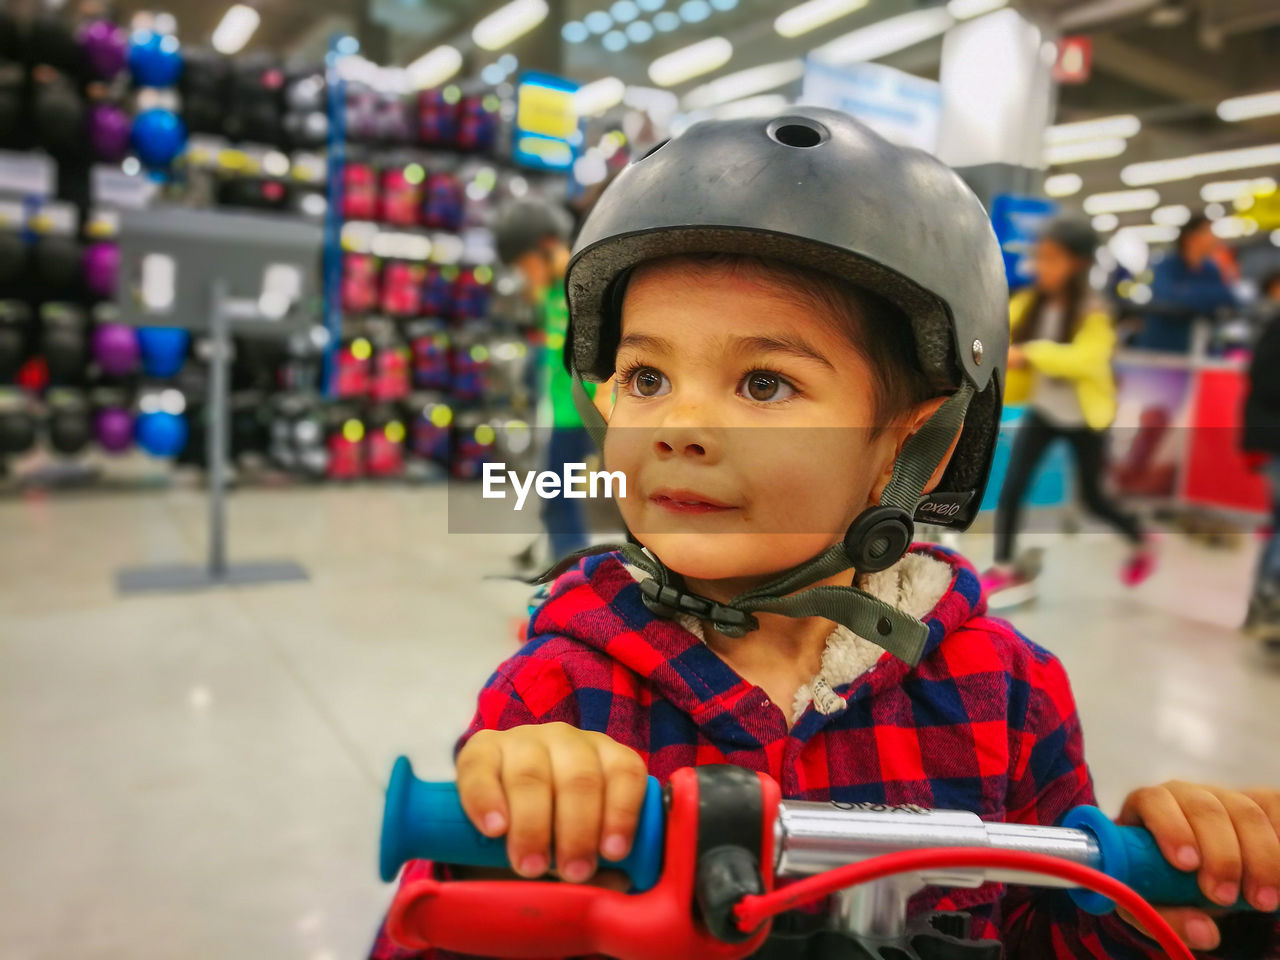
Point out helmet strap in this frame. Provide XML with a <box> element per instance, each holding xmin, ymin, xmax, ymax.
<box><xmin>571</xmin><ymin>375</ymin><xmax>608</xmax><ymax>449</ymax></box>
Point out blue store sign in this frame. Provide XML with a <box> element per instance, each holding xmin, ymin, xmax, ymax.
<box><xmin>990</xmin><ymin>193</ymin><xmax>1058</xmax><ymax>289</ymax></box>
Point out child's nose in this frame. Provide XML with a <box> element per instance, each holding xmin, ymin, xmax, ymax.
<box><xmin>649</xmin><ymin>392</ymin><xmax>723</xmax><ymax>460</ymax></box>
<box><xmin>654</xmin><ymin>433</ymin><xmax>707</xmax><ymax>458</ymax></box>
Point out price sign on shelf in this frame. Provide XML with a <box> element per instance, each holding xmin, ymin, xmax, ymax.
<box><xmin>514</xmin><ymin>72</ymin><xmax>580</xmax><ymax>172</ymax></box>
<box><xmin>29</xmin><ymin>201</ymin><xmax>78</xmax><ymax>237</ymax></box>
<box><xmin>0</xmin><ymin>150</ymin><xmax>55</xmax><ymax>198</ymax></box>
<box><xmin>0</xmin><ymin>199</ymin><xmax>22</xmax><ymax>230</ymax></box>
<box><xmin>92</xmin><ymin>166</ymin><xmax>159</xmax><ymax>209</ymax></box>
<box><xmin>1054</xmin><ymin>36</ymin><xmax>1092</xmax><ymax>84</ymax></box>
<box><xmin>516</xmin><ymin>74</ymin><xmax>578</xmax><ymax>140</ymax></box>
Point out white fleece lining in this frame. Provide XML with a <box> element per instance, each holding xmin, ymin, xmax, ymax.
<box><xmin>621</xmin><ymin>552</ymin><xmax>956</xmax><ymax>723</ymax></box>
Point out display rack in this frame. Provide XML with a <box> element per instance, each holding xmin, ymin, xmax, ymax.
<box><xmin>112</xmin><ymin>206</ymin><xmax>322</xmax><ymax>593</ymax></box>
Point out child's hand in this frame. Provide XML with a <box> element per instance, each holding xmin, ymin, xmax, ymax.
<box><xmin>455</xmin><ymin>722</ymin><xmax>649</xmax><ymax>884</ymax></box>
<box><xmin>1115</xmin><ymin>782</ymin><xmax>1280</xmax><ymax>951</ymax></box>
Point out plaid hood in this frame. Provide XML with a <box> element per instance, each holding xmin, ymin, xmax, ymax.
<box><xmin>528</xmin><ymin>544</ymin><xmax>980</xmax><ymax>728</ymax></box>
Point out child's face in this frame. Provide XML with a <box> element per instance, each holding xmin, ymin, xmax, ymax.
<box><xmin>603</xmin><ymin>259</ymin><xmax>914</xmax><ymax>587</ymax></box>
<box><xmin>1033</xmin><ymin>239</ymin><xmax>1081</xmax><ymax>297</ymax></box>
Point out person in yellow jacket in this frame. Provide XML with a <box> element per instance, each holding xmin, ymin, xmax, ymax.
<box><xmin>980</xmin><ymin>219</ymin><xmax>1154</xmax><ymax>608</ymax></box>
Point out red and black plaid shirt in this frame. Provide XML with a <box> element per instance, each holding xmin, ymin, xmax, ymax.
<box><xmin>372</xmin><ymin>546</ymin><xmax>1275</xmax><ymax>959</ymax></box>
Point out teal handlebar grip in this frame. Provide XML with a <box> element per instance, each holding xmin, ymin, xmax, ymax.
<box><xmin>1063</xmin><ymin>805</ymin><xmax>1279</xmax><ymax>916</ymax></box>
<box><xmin>379</xmin><ymin>756</ymin><xmax>666</xmax><ymax>891</ymax></box>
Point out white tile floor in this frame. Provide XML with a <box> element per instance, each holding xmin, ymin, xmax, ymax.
<box><xmin>2</xmin><ymin>486</ymin><xmax>1279</xmax><ymax>960</ymax></box>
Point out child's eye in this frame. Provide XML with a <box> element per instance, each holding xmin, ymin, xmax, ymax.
<box><xmin>627</xmin><ymin>366</ymin><xmax>670</xmax><ymax>398</ymax></box>
<box><xmin>739</xmin><ymin>371</ymin><xmax>796</xmax><ymax>403</ymax></box>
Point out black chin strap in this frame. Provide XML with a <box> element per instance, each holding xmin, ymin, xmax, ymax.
<box><xmin>555</xmin><ymin>378</ymin><xmax>973</xmax><ymax>667</ymax></box>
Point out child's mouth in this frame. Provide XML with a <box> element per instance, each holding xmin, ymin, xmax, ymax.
<box><xmin>649</xmin><ymin>489</ymin><xmax>736</xmax><ymax>514</ymax></box>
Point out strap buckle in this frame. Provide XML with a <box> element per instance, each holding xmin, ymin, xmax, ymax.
<box><xmin>638</xmin><ymin>579</ymin><xmax>757</xmax><ymax>636</ymax></box>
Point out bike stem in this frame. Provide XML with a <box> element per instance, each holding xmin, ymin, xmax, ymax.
<box><xmin>773</xmin><ymin>801</ymin><xmax>1101</xmax><ymax>940</ymax></box>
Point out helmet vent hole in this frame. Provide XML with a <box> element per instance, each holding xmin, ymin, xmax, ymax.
<box><xmin>771</xmin><ymin>123</ymin><xmax>823</xmax><ymax>148</ymax></box>
<box><xmin>638</xmin><ymin>138</ymin><xmax>669</xmax><ymax>161</ymax></box>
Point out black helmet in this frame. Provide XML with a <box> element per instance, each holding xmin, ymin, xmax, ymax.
<box><xmin>1041</xmin><ymin>217</ymin><xmax>1099</xmax><ymax>261</ymax></box>
<box><xmin>555</xmin><ymin>107</ymin><xmax>1009</xmax><ymax>665</ymax></box>
<box><xmin>494</xmin><ymin>196</ymin><xmax>573</xmax><ymax>265</ymax></box>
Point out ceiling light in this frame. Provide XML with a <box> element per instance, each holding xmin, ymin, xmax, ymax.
<box><xmin>1116</xmin><ymin>224</ymin><xmax>1178</xmax><ymax>244</ymax></box>
<box><xmin>406</xmin><ymin>45</ymin><xmax>462</xmax><ymax>89</ymax></box>
<box><xmin>638</xmin><ymin>0</ymin><xmax>665</xmax><ymax>9</ymax></box>
<box><xmin>774</xmin><ymin>0</ymin><xmax>869</xmax><ymax>39</ymax></box>
<box><xmin>575</xmin><ymin>76</ymin><xmax>626</xmax><ymax>116</ymax></box>
<box><xmin>1091</xmin><ymin>214</ymin><xmax>1118</xmax><ymax>231</ymax></box>
<box><xmin>1151</xmin><ymin>204</ymin><xmax>1191</xmax><ymax>226</ymax></box>
<box><xmin>679</xmin><ymin>0</ymin><xmax>711</xmax><ymax>22</ymax></box>
<box><xmin>946</xmin><ymin>0</ymin><xmax>1008</xmax><ymax>18</ymax></box>
<box><xmin>211</xmin><ymin>5</ymin><xmax>259</xmax><ymax>55</ymax></box>
<box><xmin>611</xmin><ymin>0</ymin><xmax>639</xmax><ymax>22</ymax></box>
<box><xmin>812</xmin><ymin>7</ymin><xmax>954</xmax><ymax>63</ymax></box>
<box><xmin>712</xmin><ymin>94</ymin><xmax>788</xmax><ymax>119</ymax></box>
<box><xmin>1148</xmin><ymin>1</ymin><xmax>1188</xmax><ymax>27</ymax></box>
<box><xmin>603</xmin><ymin>30</ymin><xmax>628</xmax><ymax>51</ymax></box>
<box><xmin>1129</xmin><ymin>282</ymin><xmax>1155</xmax><ymax>304</ymax></box>
<box><xmin>1044</xmin><ymin>173</ymin><xmax>1082</xmax><ymax>197</ymax></box>
<box><xmin>1044</xmin><ymin>138</ymin><xmax>1127</xmax><ymax>166</ymax></box>
<box><xmin>710</xmin><ymin>0</ymin><xmax>739</xmax><ymax>9</ymax></box>
<box><xmin>1120</xmin><ymin>142</ymin><xmax>1280</xmax><ymax>186</ymax></box>
<box><xmin>1204</xmin><ymin>202</ymin><xmax>1225</xmax><ymax>219</ymax></box>
<box><xmin>1217</xmin><ymin>90</ymin><xmax>1280</xmax><ymax>123</ymax></box>
<box><xmin>1211</xmin><ymin>216</ymin><xmax>1257</xmax><ymax>239</ymax></box>
<box><xmin>682</xmin><ymin>58</ymin><xmax>804</xmax><ymax>110</ymax></box>
<box><xmin>574</xmin><ymin>151</ymin><xmax>609</xmax><ymax>187</ymax></box>
<box><xmin>1045</xmin><ymin>113</ymin><xmax>1140</xmax><ymax>145</ymax></box>
<box><xmin>623</xmin><ymin>85</ymin><xmax>679</xmax><ymax>116</ymax></box>
<box><xmin>1108</xmin><ymin>229</ymin><xmax>1149</xmax><ymax>274</ymax></box>
<box><xmin>562</xmin><ymin>21</ymin><xmax>589</xmax><ymax>42</ymax></box>
<box><xmin>584</xmin><ymin>10</ymin><xmax>612</xmax><ymax>33</ymax></box>
<box><xmin>649</xmin><ymin>36</ymin><xmax>733</xmax><ymax>86</ymax></box>
<box><xmin>1199</xmin><ymin>177</ymin><xmax>1276</xmax><ymax>203</ymax></box>
<box><xmin>473</xmin><ymin>0</ymin><xmax>549</xmax><ymax>51</ymax></box>
<box><xmin>626</xmin><ymin>21</ymin><xmax>655</xmax><ymax>42</ymax></box>
<box><xmin>1271</xmin><ymin>230</ymin><xmax>1280</xmax><ymax>248</ymax></box>
<box><xmin>1083</xmin><ymin>188</ymin><xmax>1159</xmax><ymax>214</ymax></box>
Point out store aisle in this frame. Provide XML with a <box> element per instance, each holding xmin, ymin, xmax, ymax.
<box><xmin>1</xmin><ymin>488</ymin><xmax>1278</xmax><ymax>960</ymax></box>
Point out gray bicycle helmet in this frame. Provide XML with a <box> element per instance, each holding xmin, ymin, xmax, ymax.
<box><xmin>554</xmin><ymin>107</ymin><xmax>1008</xmax><ymax>665</ymax></box>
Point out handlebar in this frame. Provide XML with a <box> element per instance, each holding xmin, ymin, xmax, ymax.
<box><xmin>381</xmin><ymin>757</ymin><xmax>1271</xmax><ymax>916</ymax></box>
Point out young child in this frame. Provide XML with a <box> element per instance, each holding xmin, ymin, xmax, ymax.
<box><xmin>373</xmin><ymin>109</ymin><xmax>1280</xmax><ymax>959</ymax></box>
<box><xmin>493</xmin><ymin>197</ymin><xmax>595</xmax><ymax>570</ymax></box>
<box><xmin>981</xmin><ymin>219</ymin><xmax>1154</xmax><ymax>610</ymax></box>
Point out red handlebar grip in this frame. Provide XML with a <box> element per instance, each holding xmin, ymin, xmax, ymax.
<box><xmin>389</xmin><ymin>875</ymin><xmax>613</xmax><ymax>956</ymax></box>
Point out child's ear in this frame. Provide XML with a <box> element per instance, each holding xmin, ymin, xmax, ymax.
<box><xmin>870</xmin><ymin>396</ymin><xmax>965</xmax><ymax>502</ymax></box>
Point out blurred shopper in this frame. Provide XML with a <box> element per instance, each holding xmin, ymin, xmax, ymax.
<box><xmin>1241</xmin><ymin>270</ymin><xmax>1280</xmax><ymax>652</ymax></box>
<box><xmin>1133</xmin><ymin>214</ymin><xmax>1237</xmax><ymax>353</ymax></box>
<box><xmin>982</xmin><ymin>219</ymin><xmax>1153</xmax><ymax>608</ymax></box>
<box><xmin>495</xmin><ymin>197</ymin><xmax>595</xmax><ymax>570</ymax></box>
